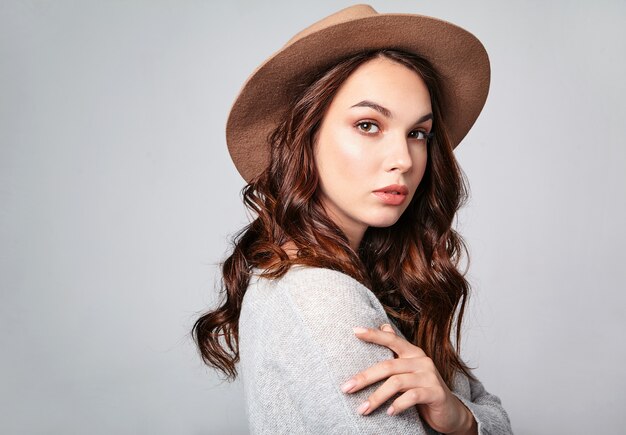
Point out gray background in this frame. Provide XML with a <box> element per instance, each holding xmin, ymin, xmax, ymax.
<box><xmin>1</xmin><ymin>0</ymin><xmax>625</xmax><ymax>434</ymax></box>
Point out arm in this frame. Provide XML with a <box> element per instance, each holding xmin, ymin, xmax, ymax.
<box><xmin>272</xmin><ymin>266</ymin><xmax>431</xmax><ymax>434</ymax></box>
<box><xmin>451</xmin><ymin>373</ymin><xmax>513</xmax><ymax>435</ymax></box>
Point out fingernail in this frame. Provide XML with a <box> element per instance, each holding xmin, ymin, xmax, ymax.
<box><xmin>353</xmin><ymin>327</ymin><xmax>368</xmax><ymax>334</ymax></box>
<box><xmin>341</xmin><ymin>379</ymin><xmax>356</xmax><ymax>393</ymax></box>
<box><xmin>357</xmin><ymin>401</ymin><xmax>370</xmax><ymax>415</ymax></box>
<box><xmin>387</xmin><ymin>405</ymin><xmax>395</xmax><ymax>416</ymax></box>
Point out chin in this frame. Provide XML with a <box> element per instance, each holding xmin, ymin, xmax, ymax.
<box><xmin>364</xmin><ymin>213</ymin><xmax>404</xmax><ymax>229</ymax></box>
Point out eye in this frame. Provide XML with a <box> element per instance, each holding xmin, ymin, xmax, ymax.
<box><xmin>355</xmin><ymin>121</ymin><xmax>380</xmax><ymax>134</ymax></box>
<box><xmin>409</xmin><ymin>129</ymin><xmax>434</xmax><ymax>142</ymax></box>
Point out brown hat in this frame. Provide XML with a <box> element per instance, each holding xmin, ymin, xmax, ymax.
<box><xmin>226</xmin><ymin>4</ymin><xmax>490</xmax><ymax>182</ymax></box>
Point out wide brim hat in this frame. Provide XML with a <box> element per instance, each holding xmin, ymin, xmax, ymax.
<box><xmin>226</xmin><ymin>4</ymin><xmax>490</xmax><ymax>183</ymax></box>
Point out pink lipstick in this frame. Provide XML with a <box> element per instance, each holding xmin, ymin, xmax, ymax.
<box><xmin>372</xmin><ymin>184</ymin><xmax>409</xmax><ymax>206</ymax></box>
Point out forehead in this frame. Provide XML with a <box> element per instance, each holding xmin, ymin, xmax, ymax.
<box><xmin>330</xmin><ymin>57</ymin><xmax>432</xmax><ymax>113</ymax></box>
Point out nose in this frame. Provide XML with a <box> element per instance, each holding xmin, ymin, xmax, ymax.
<box><xmin>383</xmin><ymin>133</ymin><xmax>413</xmax><ymax>173</ymax></box>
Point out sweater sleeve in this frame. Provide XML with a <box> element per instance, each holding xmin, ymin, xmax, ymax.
<box><xmin>452</xmin><ymin>374</ymin><xmax>514</xmax><ymax>435</ymax></box>
<box><xmin>239</xmin><ymin>266</ymin><xmax>512</xmax><ymax>434</ymax></box>
<box><xmin>268</xmin><ymin>267</ymin><xmax>432</xmax><ymax>434</ymax></box>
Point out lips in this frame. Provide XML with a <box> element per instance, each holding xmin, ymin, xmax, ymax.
<box><xmin>373</xmin><ymin>184</ymin><xmax>409</xmax><ymax>195</ymax></box>
<box><xmin>372</xmin><ymin>184</ymin><xmax>409</xmax><ymax>205</ymax></box>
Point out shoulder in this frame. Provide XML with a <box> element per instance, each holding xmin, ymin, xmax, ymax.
<box><xmin>240</xmin><ymin>265</ymin><xmax>400</xmax><ymax>351</ymax></box>
<box><xmin>278</xmin><ymin>265</ymin><xmax>368</xmax><ymax>291</ymax></box>
<box><xmin>241</xmin><ymin>265</ymin><xmax>385</xmax><ymax>330</ymax></box>
<box><xmin>274</xmin><ymin>266</ymin><xmax>380</xmax><ymax>315</ymax></box>
<box><xmin>244</xmin><ymin>265</ymin><xmax>372</xmax><ymax>302</ymax></box>
<box><xmin>274</xmin><ymin>264</ymin><xmax>363</xmax><ymax>286</ymax></box>
<box><xmin>243</xmin><ymin>265</ymin><xmax>398</xmax><ymax>359</ymax></box>
<box><xmin>270</xmin><ymin>266</ymin><xmax>392</xmax><ymax>341</ymax></box>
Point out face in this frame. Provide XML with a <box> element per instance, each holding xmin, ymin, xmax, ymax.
<box><xmin>314</xmin><ymin>56</ymin><xmax>432</xmax><ymax>249</ymax></box>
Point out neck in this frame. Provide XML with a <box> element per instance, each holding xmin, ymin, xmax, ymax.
<box><xmin>344</xmin><ymin>228</ymin><xmax>364</xmax><ymax>253</ymax></box>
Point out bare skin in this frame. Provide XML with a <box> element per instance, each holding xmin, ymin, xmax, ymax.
<box><xmin>344</xmin><ymin>325</ymin><xmax>477</xmax><ymax>434</ymax></box>
<box><xmin>314</xmin><ymin>57</ymin><xmax>430</xmax><ymax>251</ymax></box>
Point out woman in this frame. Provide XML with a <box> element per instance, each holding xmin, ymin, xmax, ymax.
<box><xmin>193</xmin><ymin>5</ymin><xmax>512</xmax><ymax>434</ymax></box>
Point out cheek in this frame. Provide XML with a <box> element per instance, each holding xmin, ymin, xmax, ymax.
<box><xmin>317</xmin><ymin>129</ymin><xmax>372</xmax><ymax>179</ymax></box>
<box><xmin>410</xmin><ymin>146</ymin><xmax>429</xmax><ymax>182</ymax></box>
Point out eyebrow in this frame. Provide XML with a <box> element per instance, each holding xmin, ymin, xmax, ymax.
<box><xmin>350</xmin><ymin>100</ymin><xmax>433</xmax><ymax>124</ymax></box>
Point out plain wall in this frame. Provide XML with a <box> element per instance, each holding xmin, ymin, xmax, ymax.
<box><xmin>1</xmin><ymin>1</ymin><xmax>625</xmax><ymax>434</ymax></box>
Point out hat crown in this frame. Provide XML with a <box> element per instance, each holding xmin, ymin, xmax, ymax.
<box><xmin>285</xmin><ymin>4</ymin><xmax>378</xmax><ymax>46</ymax></box>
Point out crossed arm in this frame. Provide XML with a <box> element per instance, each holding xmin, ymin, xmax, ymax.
<box><xmin>252</xmin><ymin>267</ymin><xmax>512</xmax><ymax>434</ymax></box>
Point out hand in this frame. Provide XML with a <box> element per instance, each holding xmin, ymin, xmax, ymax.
<box><xmin>340</xmin><ymin>324</ymin><xmax>477</xmax><ymax>435</ymax></box>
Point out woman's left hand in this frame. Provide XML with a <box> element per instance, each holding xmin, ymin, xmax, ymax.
<box><xmin>340</xmin><ymin>324</ymin><xmax>477</xmax><ymax>435</ymax></box>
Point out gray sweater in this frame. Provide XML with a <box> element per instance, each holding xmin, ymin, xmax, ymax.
<box><xmin>238</xmin><ymin>265</ymin><xmax>513</xmax><ymax>434</ymax></box>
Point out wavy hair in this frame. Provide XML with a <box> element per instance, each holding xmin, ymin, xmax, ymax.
<box><xmin>192</xmin><ymin>49</ymin><xmax>474</xmax><ymax>386</ymax></box>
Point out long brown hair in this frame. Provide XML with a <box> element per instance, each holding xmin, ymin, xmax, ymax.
<box><xmin>192</xmin><ymin>49</ymin><xmax>474</xmax><ymax>386</ymax></box>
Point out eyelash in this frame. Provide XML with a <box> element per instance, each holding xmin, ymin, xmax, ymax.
<box><xmin>355</xmin><ymin>120</ymin><xmax>433</xmax><ymax>142</ymax></box>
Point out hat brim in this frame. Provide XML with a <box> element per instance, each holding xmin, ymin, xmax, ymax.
<box><xmin>226</xmin><ymin>13</ymin><xmax>490</xmax><ymax>183</ymax></box>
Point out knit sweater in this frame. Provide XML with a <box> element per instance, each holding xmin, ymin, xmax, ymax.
<box><xmin>238</xmin><ymin>265</ymin><xmax>513</xmax><ymax>434</ymax></box>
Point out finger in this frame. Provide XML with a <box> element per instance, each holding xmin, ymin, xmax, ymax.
<box><xmin>387</xmin><ymin>387</ymin><xmax>433</xmax><ymax>416</ymax></box>
<box><xmin>353</xmin><ymin>326</ymin><xmax>425</xmax><ymax>358</ymax></box>
<box><xmin>342</xmin><ymin>357</ymin><xmax>417</xmax><ymax>393</ymax></box>
<box><xmin>359</xmin><ymin>373</ymin><xmax>423</xmax><ymax>416</ymax></box>
<box><xmin>380</xmin><ymin>323</ymin><xmax>396</xmax><ymax>333</ymax></box>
